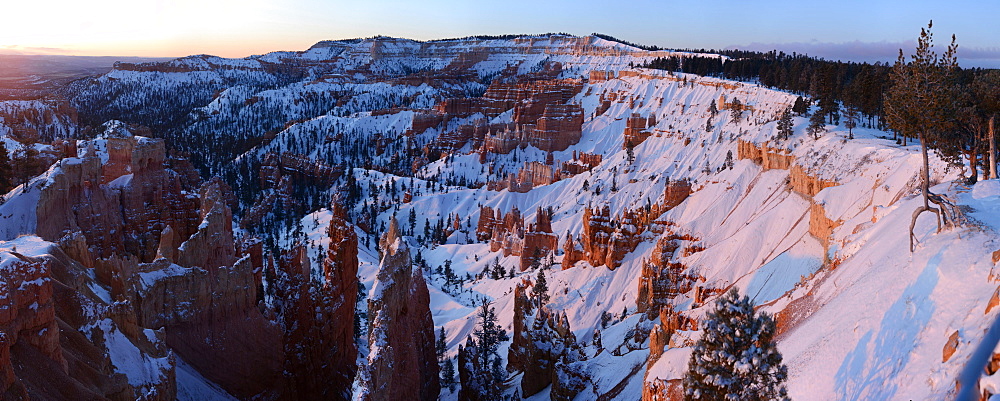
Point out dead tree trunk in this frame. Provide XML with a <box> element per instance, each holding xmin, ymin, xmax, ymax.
<box><xmin>990</xmin><ymin>115</ymin><xmax>997</xmax><ymax>180</ymax></box>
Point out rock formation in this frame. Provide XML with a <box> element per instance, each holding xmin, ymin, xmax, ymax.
<box><xmin>636</xmin><ymin>235</ymin><xmax>695</xmax><ymax>318</ymax></box>
<box><xmin>323</xmin><ymin>201</ymin><xmax>361</xmax><ymax>395</ymax></box>
<box><xmin>478</xmin><ymin>207</ymin><xmax>558</xmax><ymax>271</ymax></box>
<box><xmin>436</xmin><ymin>77</ymin><xmax>585</xmax><ymax>155</ymax></box>
<box><xmin>577</xmin><ymin>206</ymin><xmax>642</xmax><ymax>269</ymax></box>
<box><xmin>358</xmin><ymin>218</ymin><xmax>439</xmax><ymax>401</ymax></box>
<box><xmin>1</xmin><ymin>131</ymin><xmax>370</xmax><ymax>399</ymax></box>
<box><xmin>737</xmin><ymin>140</ymin><xmax>794</xmax><ymax>170</ymax></box>
<box><xmin>623</xmin><ymin>113</ymin><xmax>655</xmax><ymax>149</ymax></box>
<box><xmin>507</xmin><ymin>280</ymin><xmax>587</xmax><ymax>399</ymax></box>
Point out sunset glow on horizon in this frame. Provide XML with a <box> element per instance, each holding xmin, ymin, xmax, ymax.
<box><xmin>3</xmin><ymin>0</ymin><xmax>998</xmax><ymax>66</ymax></box>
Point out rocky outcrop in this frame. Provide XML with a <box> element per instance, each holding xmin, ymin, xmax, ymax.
<box><xmin>943</xmin><ymin>330</ymin><xmax>960</xmax><ymax>363</ymax></box>
<box><xmin>0</xmin><ymin>246</ymin><xmax>64</xmax><ymax>394</ymax></box>
<box><xmin>636</xmin><ymin>236</ymin><xmax>695</xmax><ymax>318</ymax></box>
<box><xmin>487</xmin><ymin>161</ymin><xmax>562</xmax><ymax>193</ymax></box>
<box><xmin>321</xmin><ymin>200</ymin><xmax>360</xmax><ymax>397</ymax></box>
<box><xmin>1</xmin><ymin>234</ymin><xmax>177</xmax><ymax>400</ymax></box>
<box><xmin>736</xmin><ymin>141</ymin><xmax>838</xmax><ymax>197</ymax></box>
<box><xmin>662</xmin><ymin>179</ymin><xmax>692</xmax><ymax>210</ymax></box>
<box><xmin>561</xmin><ymin>151</ymin><xmax>602</xmax><ymax>176</ymax></box>
<box><xmin>533</xmin><ymin>104</ymin><xmax>584</xmax><ymax>152</ymax></box>
<box><xmin>36</xmin><ymin>137</ymin><xmax>201</xmax><ymax>264</ymax></box>
<box><xmin>568</xmin><ymin>181</ymin><xmax>691</xmax><ymax>270</ymax></box>
<box><xmin>273</xmin><ymin>226</ymin><xmax>356</xmax><ymax>400</ymax></box>
<box><xmin>578</xmin><ymin>206</ymin><xmax>642</xmax><ymax>270</ymax></box>
<box><xmin>258</xmin><ymin>152</ymin><xmax>341</xmax><ymax>190</ymax></box>
<box><xmin>358</xmin><ymin>218</ymin><xmax>439</xmax><ymax>401</ymax></box>
<box><xmin>478</xmin><ymin>108</ymin><xmax>583</xmax><ymax>155</ymax></box>
<box><xmin>642</xmin><ymin>307</ymin><xmax>697</xmax><ymax>401</ymax></box>
<box><xmin>479</xmin><ymin>207</ymin><xmax>558</xmax><ymax>271</ymax></box>
<box><xmin>623</xmin><ymin>113</ymin><xmax>655</xmax><ymax>149</ymax></box>
<box><xmin>641</xmin><ymin>379</ymin><xmax>684</xmax><ymax>401</ymax></box>
<box><xmin>737</xmin><ymin>140</ymin><xmax>793</xmax><ymax>170</ymax></box>
<box><xmin>808</xmin><ymin>200</ymin><xmax>840</xmax><ymax>249</ymax></box>
<box><xmin>10</xmin><ymin>133</ymin><xmax>326</xmax><ymax>398</ymax></box>
<box><xmin>562</xmin><ymin>235</ymin><xmax>586</xmax><ymax>270</ymax></box>
<box><xmin>790</xmin><ymin>164</ymin><xmax>838</xmax><ymax>197</ymax></box>
<box><xmin>437</xmin><ymin>78</ymin><xmax>585</xmax><ymax>155</ymax></box>
<box><xmin>245</xmin><ymin>151</ymin><xmax>344</xmax><ymax>228</ymax></box>
<box><xmin>507</xmin><ymin>281</ymin><xmax>586</xmax><ymax>398</ymax></box>
<box><xmin>437</xmin><ymin>78</ymin><xmax>582</xmax><ymax>120</ymax></box>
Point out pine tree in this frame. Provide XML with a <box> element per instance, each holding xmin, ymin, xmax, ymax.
<box><xmin>792</xmin><ymin>96</ymin><xmax>809</xmax><ymax>116</ymax></box>
<box><xmin>708</xmin><ymin>99</ymin><xmax>718</xmax><ymax>116</ymax></box>
<box><xmin>729</xmin><ymin>98</ymin><xmax>743</xmax><ymax>124</ymax></box>
<box><xmin>441</xmin><ymin>358</ymin><xmax>457</xmax><ymax>392</ymax></box>
<box><xmin>776</xmin><ymin>107</ymin><xmax>794</xmax><ymax>141</ymax></box>
<box><xmin>972</xmin><ymin>71</ymin><xmax>1000</xmax><ymax>179</ymax></box>
<box><xmin>807</xmin><ymin>110</ymin><xmax>826</xmax><ymax>140</ymax></box>
<box><xmin>684</xmin><ymin>288</ymin><xmax>789</xmax><ymax>401</ymax></box>
<box><xmin>884</xmin><ymin>20</ymin><xmax>962</xmax><ymax>251</ymax></box>
<box><xmin>843</xmin><ymin>104</ymin><xmax>860</xmax><ymax>139</ymax></box>
<box><xmin>533</xmin><ymin>271</ymin><xmax>550</xmax><ymax>308</ymax></box>
<box><xmin>459</xmin><ymin>300</ymin><xmax>509</xmax><ymax>401</ymax></box>
<box><xmin>436</xmin><ymin>327</ymin><xmax>448</xmax><ymax>362</ymax></box>
<box><xmin>0</xmin><ymin>142</ymin><xmax>12</xmax><ymax>195</ymax></box>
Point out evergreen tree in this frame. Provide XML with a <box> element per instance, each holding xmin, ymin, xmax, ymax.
<box><xmin>436</xmin><ymin>327</ymin><xmax>448</xmax><ymax>362</ymax></box>
<box><xmin>437</xmin><ymin>327</ymin><xmax>457</xmax><ymax>391</ymax></box>
<box><xmin>441</xmin><ymin>358</ymin><xmax>457</xmax><ymax>392</ymax></box>
<box><xmin>12</xmin><ymin>144</ymin><xmax>40</xmax><ymax>189</ymax></box>
<box><xmin>459</xmin><ymin>300</ymin><xmax>510</xmax><ymax>401</ymax></box>
<box><xmin>807</xmin><ymin>110</ymin><xmax>826</xmax><ymax>140</ymax></box>
<box><xmin>791</xmin><ymin>96</ymin><xmax>809</xmax><ymax>116</ymax></box>
<box><xmin>972</xmin><ymin>71</ymin><xmax>1000</xmax><ymax>179</ymax></box>
<box><xmin>777</xmin><ymin>107</ymin><xmax>794</xmax><ymax>141</ymax></box>
<box><xmin>533</xmin><ymin>270</ymin><xmax>550</xmax><ymax>308</ymax></box>
<box><xmin>0</xmin><ymin>142</ymin><xmax>12</xmax><ymax>195</ymax></box>
<box><xmin>843</xmin><ymin>104</ymin><xmax>860</xmax><ymax>139</ymax></box>
<box><xmin>884</xmin><ymin>20</ymin><xmax>962</xmax><ymax>251</ymax></box>
<box><xmin>708</xmin><ymin>99</ymin><xmax>718</xmax><ymax>116</ymax></box>
<box><xmin>729</xmin><ymin>98</ymin><xmax>743</xmax><ymax>124</ymax></box>
<box><xmin>684</xmin><ymin>288</ymin><xmax>789</xmax><ymax>401</ymax></box>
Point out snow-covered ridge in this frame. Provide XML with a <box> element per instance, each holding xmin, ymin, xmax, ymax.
<box><xmin>311</xmin><ymin>64</ymin><xmax>998</xmax><ymax>400</ymax></box>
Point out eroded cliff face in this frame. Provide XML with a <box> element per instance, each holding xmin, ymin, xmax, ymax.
<box><xmin>323</xmin><ymin>201</ymin><xmax>361</xmax><ymax>395</ymax></box>
<box><xmin>737</xmin><ymin>140</ymin><xmax>841</xmax><ymax>249</ymax></box>
<box><xmin>358</xmin><ymin>218</ymin><xmax>439</xmax><ymax>401</ymax></box>
<box><xmin>0</xmin><ymin>131</ymin><xmax>367</xmax><ymax>399</ymax></box>
<box><xmin>0</xmin><ymin>243</ymin><xmax>65</xmax><ymax>396</ymax></box>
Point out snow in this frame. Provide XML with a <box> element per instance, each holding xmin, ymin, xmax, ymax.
<box><xmin>648</xmin><ymin>347</ymin><xmax>694</xmax><ymax>381</ymax></box>
<box><xmin>974</xmin><ymin>179</ymin><xmax>1000</xmax><ymax>200</ymax></box>
<box><xmin>6</xmin><ymin>34</ymin><xmax>1000</xmax><ymax>400</ymax></box>
<box><xmin>176</xmin><ymin>356</ymin><xmax>238</xmax><ymax>401</ymax></box>
<box><xmin>138</xmin><ymin>263</ymin><xmax>192</xmax><ymax>291</ymax></box>
<box><xmin>93</xmin><ymin>318</ymin><xmax>172</xmax><ymax>388</ymax></box>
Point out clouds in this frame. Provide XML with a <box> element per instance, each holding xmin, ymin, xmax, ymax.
<box><xmin>0</xmin><ymin>45</ymin><xmax>71</xmax><ymax>56</ymax></box>
<box><xmin>726</xmin><ymin>40</ymin><xmax>1000</xmax><ymax>68</ymax></box>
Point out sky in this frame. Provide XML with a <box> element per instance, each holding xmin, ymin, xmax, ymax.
<box><xmin>2</xmin><ymin>0</ymin><xmax>998</xmax><ymax>67</ymax></box>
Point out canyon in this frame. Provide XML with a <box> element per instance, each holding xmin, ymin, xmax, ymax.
<box><xmin>0</xmin><ymin>33</ymin><xmax>998</xmax><ymax>401</ymax></box>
